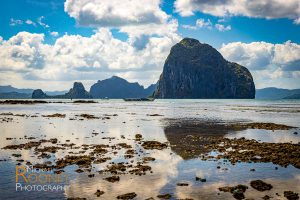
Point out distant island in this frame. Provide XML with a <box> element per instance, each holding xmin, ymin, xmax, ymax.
<box><xmin>0</xmin><ymin>38</ymin><xmax>299</xmax><ymax>100</ymax></box>
<box><xmin>1</xmin><ymin>81</ymin><xmax>299</xmax><ymax>100</ymax></box>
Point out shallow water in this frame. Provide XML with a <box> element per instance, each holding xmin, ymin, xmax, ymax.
<box><xmin>0</xmin><ymin>99</ymin><xmax>299</xmax><ymax>199</ymax></box>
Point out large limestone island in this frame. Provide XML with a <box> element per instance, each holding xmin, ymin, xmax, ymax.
<box><xmin>154</xmin><ymin>38</ymin><xmax>255</xmax><ymax>99</ymax></box>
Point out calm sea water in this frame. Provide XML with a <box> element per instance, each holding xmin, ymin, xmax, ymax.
<box><xmin>0</xmin><ymin>99</ymin><xmax>299</xmax><ymax>199</ymax></box>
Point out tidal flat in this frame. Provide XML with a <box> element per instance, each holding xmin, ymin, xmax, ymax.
<box><xmin>0</xmin><ymin>99</ymin><xmax>299</xmax><ymax>200</ymax></box>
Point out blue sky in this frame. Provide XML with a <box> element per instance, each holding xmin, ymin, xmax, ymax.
<box><xmin>0</xmin><ymin>0</ymin><xmax>299</xmax><ymax>90</ymax></box>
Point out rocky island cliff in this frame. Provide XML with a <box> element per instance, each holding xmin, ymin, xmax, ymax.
<box><xmin>153</xmin><ymin>38</ymin><xmax>255</xmax><ymax>99</ymax></box>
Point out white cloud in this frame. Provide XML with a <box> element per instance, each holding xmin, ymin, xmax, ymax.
<box><xmin>182</xmin><ymin>24</ymin><xmax>197</xmax><ymax>30</ymax></box>
<box><xmin>294</xmin><ymin>18</ymin><xmax>300</xmax><ymax>24</ymax></box>
<box><xmin>25</xmin><ymin>19</ymin><xmax>36</xmax><ymax>26</ymax></box>
<box><xmin>0</xmin><ymin>29</ymin><xmax>180</xmax><ymax>90</ymax></box>
<box><xmin>174</xmin><ymin>0</ymin><xmax>300</xmax><ymax>24</ymax></box>
<box><xmin>50</xmin><ymin>31</ymin><xmax>59</xmax><ymax>37</ymax></box>
<box><xmin>220</xmin><ymin>41</ymin><xmax>300</xmax><ymax>88</ymax></box>
<box><xmin>220</xmin><ymin>41</ymin><xmax>300</xmax><ymax>71</ymax></box>
<box><xmin>64</xmin><ymin>0</ymin><xmax>168</xmax><ymax>27</ymax></box>
<box><xmin>9</xmin><ymin>18</ymin><xmax>23</xmax><ymax>26</ymax></box>
<box><xmin>64</xmin><ymin>0</ymin><xmax>179</xmax><ymax>45</ymax></box>
<box><xmin>37</xmin><ymin>16</ymin><xmax>50</xmax><ymax>28</ymax></box>
<box><xmin>215</xmin><ymin>24</ymin><xmax>231</xmax><ymax>31</ymax></box>
<box><xmin>182</xmin><ymin>18</ymin><xmax>230</xmax><ymax>32</ymax></box>
<box><xmin>196</xmin><ymin>18</ymin><xmax>212</xmax><ymax>29</ymax></box>
<box><xmin>0</xmin><ymin>32</ymin><xmax>47</xmax><ymax>71</ymax></box>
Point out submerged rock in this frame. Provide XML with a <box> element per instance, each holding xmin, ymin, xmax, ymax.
<box><xmin>219</xmin><ymin>185</ymin><xmax>248</xmax><ymax>200</ymax></box>
<box><xmin>142</xmin><ymin>141</ymin><xmax>168</xmax><ymax>150</ymax></box>
<box><xmin>116</xmin><ymin>192</ymin><xmax>137</xmax><ymax>199</ymax></box>
<box><xmin>157</xmin><ymin>194</ymin><xmax>172</xmax><ymax>199</ymax></box>
<box><xmin>250</xmin><ymin>180</ymin><xmax>273</xmax><ymax>191</ymax></box>
<box><xmin>94</xmin><ymin>190</ymin><xmax>104</xmax><ymax>197</ymax></box>
<box><xmin>104</xmin><ymin>176</ymin><xmax>120</xmax><ymax>182</ymax></box>
<box><xmin>284</xmin><ymin>191</ymin><xmax>299</xmax><ymax>200</ymax></box>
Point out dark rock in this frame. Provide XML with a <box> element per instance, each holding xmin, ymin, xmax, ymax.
<box><xmin>94</xmin><ymin>190</ymin><xmax>104</xmax><ymax>197</ymax></box>
<box><xmin>154</xmin><ymin>38</ymin><xmax>255</xmax><ymax>99</ymax></box>
<box><xmin>262</xmin><ymin>195</ymin><xmax>271</xmax><ymax>200</ymax></box>
<box><xmin>177</xmin><ymin>183</ymin><xmax>189</xmax><ymax>186</ymax></box>
<box><xmin>104</xmin><ymin>176</ymin><xmax>120</xmax><ymax>182</ymax></box>
<box><xmin>250</xmin><ymin>180</ymin><xmax>273</xmax><ymax>191</ymax></box>
<box><xmin>219</xmin><ymin>185</ymin><xmax>248</xmax><ymax>200</ymax></box>
<box><xmin>195</xmin><ymin>177</ymin><xmax>206</xmax><ymax>182</ymax></box>
<box><xmin>284</xmin><ymin>191</ymin><xmax>299</xmax><ymax>200</ymax></box>
<box><xmin>157</xmin><ymin>194</ymin><xmax>172</xmax><ymax>199</ymax></box>
<box><xmin>142</xmin><ymin>141</ymin><xmax>168</xmax><ymax>150</ymax></box>
<box><xmin>116</xmin><ymin>192</ymin><xmax>137</xmax><ymax>199</ymax></box>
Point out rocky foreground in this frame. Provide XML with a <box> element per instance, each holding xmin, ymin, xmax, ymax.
<box><xmin>0</xmin><ymin>112</ymin><xmax>299</xmax><ymax>199</ymax></box>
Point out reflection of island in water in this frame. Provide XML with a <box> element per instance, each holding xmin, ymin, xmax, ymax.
<box><xmin>164</xmin><ymin>119</ymin><xmax>299</xmax><ymax>166</ymax></box>
<box><xmin>164</xmin><ymin>119</ymin><xmax>236</xmax><ymax>159</ymax></box>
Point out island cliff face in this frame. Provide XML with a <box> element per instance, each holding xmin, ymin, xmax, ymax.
<box><xmin>153</xmin><ymin>38</ymin><xmax>255</xmax><ymax>99</ymax></box>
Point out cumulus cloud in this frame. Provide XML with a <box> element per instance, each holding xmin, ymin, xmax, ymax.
<box><xmin>50</xmin><ymin>31</ymin><xmax>59</xmax><ymax>37</ymax></box>
<box><xmin>25</xmin><ymin>19</ymin><xmax>36</xmax><ymax>26</ymax></box>
<box><xmin>220</xmin><ymin>41</ymin><xmax>300</xmax><ymax>88</ymax></box>
<box><xmin>220</xmin><ymin>41</ymin><xmax>300</xmax><ymax>87</ymax></box>
<box><xmin>196</xmin><ymin>18</ymin><xmax>212</xmax><ymax>29</ymax></box>
<box><xmin>10</xmin><ymin>18</ymin><xmax>23</xmax><ymax>26</ymax></box>
<box><xmin>0</xmin><ymin>29</ymin><xmax>180</xmax><ymax>89</ymax></box>
<box><xmin>182</xmin><ymin>18</ymin><xmax>231</xmax><ymax>32</ymax></box>
<box><xmin>64</xmin><ymin>0</ymin><xmax>168</xmax><ymax>27</ymax></box>
<box><xmin>64</xmin><ymin>0</ymin><xmax>179</xmax><ymax>44</ymax></box>
<box><xmin>174</xmin><ymin>0</ymin><xmax>300</xmax><ymax>24</ymax></box>
<box><xmin>37</xmin><ymin>16</ymin><xmax>50</xmax><ymax>28</ymax></box>
<box><xmin>0</xmin><ymin>32</ymin><xmax>47</xmax><ymax>71</ymax></box>
<box><xmin>220</xmin><ymin>41</ymin><xmax>300</xmax><ymax>71</ymax></box>
<box><xmin>215</xmin><ymin>24</ymin><xmax>231</xmax><ymax>31</ymax></box>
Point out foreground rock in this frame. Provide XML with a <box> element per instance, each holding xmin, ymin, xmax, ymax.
<box><xmin>284</xmin><ymin>191</ymin><xmax>299</xmax><ymax>200</ymax></box>
<box><xmin>205</xmin><ymin>137</ymin><xmax>300</xmax><ymax>168</ymax></box>
<box><xmin>116</xmin><ymin>192</ymin><xmax>137</xmax><ymax>199</ymax></box>
<box><xmin>94</xmin><ymin>190</ymin><xmax>104</xmax><ymax>197</ymax></box>
<box><xmin>154</xmin><ymin>38</ymin><xmax>255</xmax><ymax>99</ymax></box>
<box><xmin>250</xmin><ymin>180</ymin><xmax>273</xmax><ymax>191</ymax></box>
<box><xmin>0</xmin><ymin>100</ymin><xmax>47</xmax><ymax>104</ymax></box>
<box><xmin>219</xmin><ymin>185</ymin><xmax>248</xmax><ymax>200</ymax></box>
<box><xmin>142</xmin><ymin>141</ymin><xmax>168</xmax><ymax>150</ymax></box>
<box><xmin>164</xmin><ymin>119</ymin><xmax>297</xmax><ymax>159</ymax></box>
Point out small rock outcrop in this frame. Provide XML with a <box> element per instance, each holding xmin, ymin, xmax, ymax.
<box><xmin>32</xmin><ymin>89</ymin><xmax>49</xmax><ymax>99</ymax></box>
<box><xmin>32</xmin><ymin>82</ymin><xmax>91</xmax><ymax>99</ymax></box>
<box><xmin>65</xmin><ymin>82</ymin><xmax>92</xmax><ymax>99</ymax></box>
<box><xmin>154</xmin><ymin>38</ymin><xmax>255</xmax><ymax>99</ymax></box>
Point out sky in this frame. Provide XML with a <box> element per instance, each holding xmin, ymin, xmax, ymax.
<box><xmin>0</xmin><ymin>0</ymin><xmax>300</xmax><ymax>91</ymax></box>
